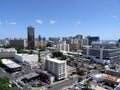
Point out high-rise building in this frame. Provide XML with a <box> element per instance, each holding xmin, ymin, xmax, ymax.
<box><xmin>49</xmin><ymin>37</ymin><xmax>60</xmax><ymax>45</ymax></box>
<box><xmin>86</xmin><ymin>36</ymin><xmax>100</xmax><ymax>45</ymax></box>
<box><xmin>27</xmin><ymin>26</ymin><xmax>35</xmax><ymax>49</ymax></box>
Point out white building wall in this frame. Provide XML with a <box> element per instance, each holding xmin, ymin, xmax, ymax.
<box><xmin>57</xmin><ymin>43</ymin><xmax>70</xmax><ymax>53</ymax></box>
<box><xmin>14</xmin><ymin>54</ymin><xmax>38</xmax><ymax>68</ymax></box>
<box><xmin>44</xmin><ymin>56</ymin><xmax>67</xmax><ymax>80</ymax></box>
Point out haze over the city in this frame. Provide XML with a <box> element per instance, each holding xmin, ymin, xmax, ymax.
<box><xmin>0</xmin><ymin>0</ymin><xmax>120</xmax><ymax>40</ymax></box>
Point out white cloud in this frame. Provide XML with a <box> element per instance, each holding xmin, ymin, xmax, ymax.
<box><xmin>4</xmin><ymin>21</ymin><xmax>16</xmax><ymax>25</ymax></box>
<box><xmin>36</xmin><ymin>19</ymin><xmax>43</xmax><ymax>24</ymax></box>
<box><xmin>49</xmin><ymin>20</ymin><xmax>56</xmax><ymax>24</ymax></box>
<box><xmin>113</xmin><ymin>15</ymin><xmax>117</xmax><ymax>19</ymax></box>
<box><xmin>9</xmin><ymin>22</ymin><xmax>16</xmax><ymax>25</ymax></box>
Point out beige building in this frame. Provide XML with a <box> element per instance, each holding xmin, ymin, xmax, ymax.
<box><xmin>35</xmin><ymin>40</ymin><xmax>46</xmax><ymax>48</ymax></box>
<box><xmin>10</xmin><ymin>39</ymin><xmax>27</xmax><ymax>49</ymax></box>
<box><xmin>57</xmin><ymin>41</ymin><xmax>70</xmax><ymax>53</ymax></box>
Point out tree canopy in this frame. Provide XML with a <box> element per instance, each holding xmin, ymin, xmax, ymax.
<box><xmin>0</xmin><ymin>58</ymin><xmax>2</xmax><ymax>67</ymax></box>
<box><xmin>0</xmin><ymin>76</ymin><xmax>19</xmax><ymax>90</ymax></box>
<box><xmin>52</xmin><ymin>51</ymin><xmax>67</xmax><ymax>60</ymax></box>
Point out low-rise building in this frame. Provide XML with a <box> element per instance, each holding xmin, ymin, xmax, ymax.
<box><xmin>105</xmin><ymin>65</ymin><xmax>120</xmax><ymax>76</ymax></box>
<box><xmin>0</xmin><ymin>48</ymin><xmax>17</xmax><ymax>58</ymax></box>
<box><xmin>37</xmin><ymin>71</ymin><xmax>55</xmax><ymax>84</ymax></box>
<box><xmin>1</xmin><ymin>59</ymin><xmax>22</xmax><ymax>72</ymax></box>
<box><xmin>46</xmin><ymin>47</ymin><xmax>57</xmax><ymax>52</ymax></box>
<box><xmin>14</xmin><ymin>54</ymin><xmax>38</xmax><ymax>69</ymax></box>
<box><xmin>22</xmin><ymin>72</ymin><xmax>40</xmax><ymax>81</ymax></box>
<box><xmin>91</xmin><ymin>73</ymin><xmax>120</xmax><ymax>85</ymax></box>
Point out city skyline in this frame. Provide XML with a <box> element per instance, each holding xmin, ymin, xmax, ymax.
<box><xmin>0</xmin><ymin>0</ymin><xmax>120</xmax><ymax>40</ymax></box>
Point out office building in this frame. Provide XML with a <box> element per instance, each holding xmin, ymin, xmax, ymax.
<box><xmin>49</xmin><ymin>37</ymin><xmax>60</xmax><ymax>45</ymax></box>
<box><xmin>57</xmin><ymin>41</ymin><xmax>70</xmax><ymax>53</ymax></box>
<box><xmin>81</xmin><ymin>38</ymin><xmax>89</xmax><ymax>46</ymax></box>
<box><xmin>10</xmin><ymin>38</ymin><xmax>27</xmax><ymax>49</ymax></box>
<box><xmin>86</xmin><ymin>36</ymin><xmax>100</xmax><ymax>45</ymax></box>
<box><xmin>83</xmin><ymin>42</ymin><xmax>120</xmax><ymax>64</ymax></box>
<box><xmin>0</xmin><ymin>38</ymin><xmax>10</xmax><ymax>46</ymax></box>
<box><xmin>0</xmin><ymin>48</ymin><xmax>17</xmax><ymax>58</ymax></box>
<box><xmin>35</xmin><ymin>39</ymin><xmax>47</xmax><ymax>48</ymax></box>
<box><xmin>14</xmin><ymin>54</ymin><xmax>38</xmax><ymax>69</ymax></box>
<box><xmin>27</xmin><ymin>26</ymin><xmax>35</xmax><ymax>49</ymax></box>
<box><xmin>47</xmin><ymin>41</ymin><xmax>54</xmax><ymax>47</ymax></box>
<box><xmin>44</xmin><ymin>56</ymin><xmax>67</xmax><ymax>80</ymax></box>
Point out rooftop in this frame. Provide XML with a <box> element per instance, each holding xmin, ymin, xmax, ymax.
<box><xmin>46</xmin><ymin>56</ymin><xmax>66</xmax><ymax>64</ymax></box>
<box><xmin>23</xmin><ymin>72</ymin><xmax>39</xmax><ymax>80</ymax></box>
<box><xmin>2</xmin><ymin>59</ymin><xmax>21</xmax><ymax>68</ymax></box>
<box><xmin>16</xmin><ymin>54</ymin><xmax>37</xmax><ymax>56</ymax></box>
<box><xmin>101</xmin><ymin>73</ymin><xmax>120</xmax><ymax>83</ymax></box>
<box><xmin>0</xmin><ymin>48</ymin><xmax>16</xmax><ymax>52</ymax></box>
<box><xmin>105</xmin><ymin>65</ymin><xmax>120</xmax><ymax>72</ymax></box>
<box><xmin>95</xmin><ymin>85</ymin><xmax>107</xmax><ymax>90</ymax></box>
<box><xmin>114</xmin><ymin>83</ymin><xmax>120</xmax><ymax>90</ymax></box>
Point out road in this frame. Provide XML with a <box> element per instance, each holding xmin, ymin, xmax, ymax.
<box><xmin>0</xmin><ymin>67</ymin><xmax>16</xmax><ymax>80</ymax></box>
<box><xmin>48</xmin><ymin>75</ymin><xmax>78</xmax><ymax>90</ymax></box>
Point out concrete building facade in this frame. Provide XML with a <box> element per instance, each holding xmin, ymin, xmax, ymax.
<box><xmin>14</xmin><ymin>54</ymin><xmax>38</xmax><ymax>69</ymax></box>
<box><xmin>0</xmin><ymin>48</ymin><xmax>17</xmax><ymax>58</ymax></box>
<box><xmin>44</xmin><ymin>56</ymin><xmax>67</xmax><ymax>80</ymax></box>
<box><xmin>83</xmin><ymin>42</ymin><xmax>120</xmax><ymax>64</ymax></box>
<box><xmin>57</xmin><ymin>41</ymin><xmax>70</xmax><ymax>53</ymax></box>
<box><xmin>27</xmin><ymin>26</ymin><xmax>35</xmax><ymax>50</ymax></box>
<box><xmin>86</xmin><ymin>36</ymin><xmax>100</xmax><ymax>45</ymax></box>
<box><xmin>10</xmin><ymin>39</ymin><xmax>27</xmax><ymax>49</ymax></box>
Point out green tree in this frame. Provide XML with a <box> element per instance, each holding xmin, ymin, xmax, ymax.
<box><xmin>52</xmin><ymin>51</ymin><xmax>63</xmax><ymax>58</ymax></box>
<box><xmin>0</xmin><ymin>76</ymin><xmax>19</xmax><ymax>90</ymax></box>
<box><xmin>69</xmin><ymin>57</ymin><xmax>74</xmax><ymax>60</ymax></box>
<box><xmin>0</xmin><ymin>59</ymin><xmax>2</xmax><ymax>67</ymax></box>
<box><xmin>0</xmin><ymin>76</ymin><xmax>9</xmax><ymax>84</ymax></box>
<box><xmin>78</xmin><ymin>77</ymin><xmax>83</xmax><ymax>82</ymax></box>
<box><xmin>29</xmin><ymin>50</ymin><xmax>33</xmax><ymax>54</ymax></box>
<box><xmin>61</xmin><ymin>55</ymin><xmax>67</xmax><ymax>60</ymax></box>
<box><xmin>85</xmin><ymin>80</ymin><xmax>90</xmax><ymax>88</ymax></box>
<box><xmin>77</xmin><ymin>69</ymin><xmax>86</xmax><ymax>75</ymax></box>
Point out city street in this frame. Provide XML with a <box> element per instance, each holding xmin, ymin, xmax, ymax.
<box><xmin>48</xmin><ymin>75</ymin><xmax>78</xmax><ymax>90</ymax></box>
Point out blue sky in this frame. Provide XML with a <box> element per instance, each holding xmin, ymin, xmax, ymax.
<box><xmin>0</xmin><ymin>0</ymin><xmax>120</xmax><ymax>40</ymax></box>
